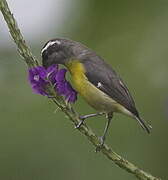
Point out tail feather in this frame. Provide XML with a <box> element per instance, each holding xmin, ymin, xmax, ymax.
<box><xmin>134</xmin><ymin>116</ymin><xmax>152</xmax><ymax>134</ymax></box>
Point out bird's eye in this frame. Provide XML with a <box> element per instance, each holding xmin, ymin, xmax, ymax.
<box><xmin>48</xmin><ymin>44</ymin><xmax>61</xmax><ymax>55</ymax></box>
<box><xmin>52</xmin><ymin>43</ymin><xmax>59</xmax><ymax>50</ymax></box>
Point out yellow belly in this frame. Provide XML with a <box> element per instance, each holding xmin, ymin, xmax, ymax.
<box><xmin>74</xmin><ymin>76</ymin><xmax>118</xmax><ymax>112</ymax></box>
<box><xmin>65</xmin><ymin>60</ymin><xmax>133</xmax><ymax>116</ymax></box>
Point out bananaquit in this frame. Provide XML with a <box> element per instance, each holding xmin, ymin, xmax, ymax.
<box><xmin>41</xmin><ymin>38</ymin><xmax>151</xmax><ymax>147</ymax></box>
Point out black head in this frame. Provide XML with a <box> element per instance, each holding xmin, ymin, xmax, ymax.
<box><xmin>41</xmin><ymin>38</ymin><xmax>88</xmax><ymax>68</ymax></box>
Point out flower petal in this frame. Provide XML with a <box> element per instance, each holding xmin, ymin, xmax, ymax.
<box><xmin>46</xmin><ymin>64</ymin><xmax>58</xmax><ymax>84</ymax></box>
<box><xmin>28</xmin><ymin>66</ymin><xmax>47</xmax><ymax>84</ymax></box>
<box><xmin>28</xmin><ymin>66</ymin><xmax>49</xmax><ymax>96</ymax></box>
<box><xmin>56</xmin><ymin>82</ymin><xmax>67</xmax><ymax>95</ymax></box>
<box><xmin>66</xmin><ymin>91</ymin><xmax>78</xmax><ymax>103</ymax></box>
<box><xmin>62</xmin><ymin>81</ymin><xmax>78</xmax><ymax>103</ymax></box>
<box><xmin>46</xmin><ymin>64</ymin><xmax>58</xmax><ymax>74</ymax></box>
<box><xmin>55</xmin><ymin>69</ymin><xmax>67</xmax><ymax>82</ymax></box>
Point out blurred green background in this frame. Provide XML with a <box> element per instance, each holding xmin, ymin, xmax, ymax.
<box><xmin>0</xmin><ymin>0</ymin><xmax>168</xmax><ymax>179</ymax></box>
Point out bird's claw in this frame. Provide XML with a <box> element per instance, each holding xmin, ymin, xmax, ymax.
<box><xmin>75</xmin><ymin>120</ymin><xmax>83</xmax><ymax>129</ymax></box>
<box><xmin>75</xmin><ymin>116</ymin><xmax>85</xmax><ymax>129</ymax></box>
<box><xmin>95</xmin><ymin>136</ymin><xmax>105</xmax><ymax>152</ymax></box>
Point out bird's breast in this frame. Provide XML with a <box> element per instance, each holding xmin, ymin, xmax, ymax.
<box><xmin>65</xmin><ymin>60</ymin><xmax>132</xmax><ymax>115</ymax></box>
<box><xmin>65</xmin><ymin>60</ymin><xmax>88</xmax><ymax>94</ymax></box>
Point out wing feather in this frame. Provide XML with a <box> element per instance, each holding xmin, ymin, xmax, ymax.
<box><xmin>81</xmin><ymin>56</ymin><xmax>139</xmax><ymax>117</ymax></box>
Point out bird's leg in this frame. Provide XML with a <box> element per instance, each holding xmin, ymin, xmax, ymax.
<box><xmin>80</xmin><ymin>112</ymin><xmax>104</xmax><ymax>120</ymax></box>
<box><xmin>75</xmin><ymin>112</ymin><xmax>104</xmax><ymax>129</ymax></box>
<box><xmin>96</xmin><ymin>113</ymin><xmax>113</xmax><ymax>152</ymax></box>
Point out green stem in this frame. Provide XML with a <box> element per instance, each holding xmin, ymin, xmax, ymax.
<box><xmin>0</xmin><ymin>0</ymin><xmax>162</xmax><ymax>179</ymax></box>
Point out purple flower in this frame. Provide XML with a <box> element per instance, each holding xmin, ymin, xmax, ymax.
<box><xmin>55</xmin><ymin>69</ymin><xmax>67</xmax><ymax>94</ymax></box>
<box><xmin>46</xmin><ymin>64</ymin><xmax>58</xmax><ymax>83</ymax></box>
<box><xmin>28</xmin><ymin>66</ymin><xmax>49</xmax><ymax>95</ymax></box>
<box><xmin>55</xmin><ymin>69</ymin><xmax>67</xmax><ymax>83</ymax></box>
<box><xmin>28</xmin><ymin>65</ymin><xmax>77</xmax><ymax>103</ymax></box>
<box><xmin>64</xmin><ymin>81</ymin><xmax>78</xmax><ymax>103</ymax></box>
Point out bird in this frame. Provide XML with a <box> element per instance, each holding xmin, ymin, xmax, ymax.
<box><xmin>41</xmin><ymin>38</ymin><xmax>151</xmax><ymax>149</ymax></box>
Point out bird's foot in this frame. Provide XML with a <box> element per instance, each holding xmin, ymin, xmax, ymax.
<box><xmin>75</xmin><ymin>116</ymin><xmax>86</xmax><ymax>129</ymax></box>
<box><xmin>95</xmin><ymin>136</ymin><xmax>105</xmax><ymax>152</ymax></box>
<box><xmin>75</xmin><ymin>112</ymin><xmax>104</xmax><ymax>129</ymax></box>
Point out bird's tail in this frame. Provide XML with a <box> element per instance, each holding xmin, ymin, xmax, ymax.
<box><xmin>134</xmin><ymin>116</ymin><xmax>152</xmax><ymax>134</ymax></box>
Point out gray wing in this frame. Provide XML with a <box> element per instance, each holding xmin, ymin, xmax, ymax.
<box><xmin>81</xmin><ymin>55</ymin><xmax>139</xmax><ymax>117</ymax></box>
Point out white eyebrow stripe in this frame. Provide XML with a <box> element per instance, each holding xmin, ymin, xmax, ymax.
<box><xmin>41</xmin><ymin>40</ymin><xmax>61</xmax><ymax>54</ymax></box>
